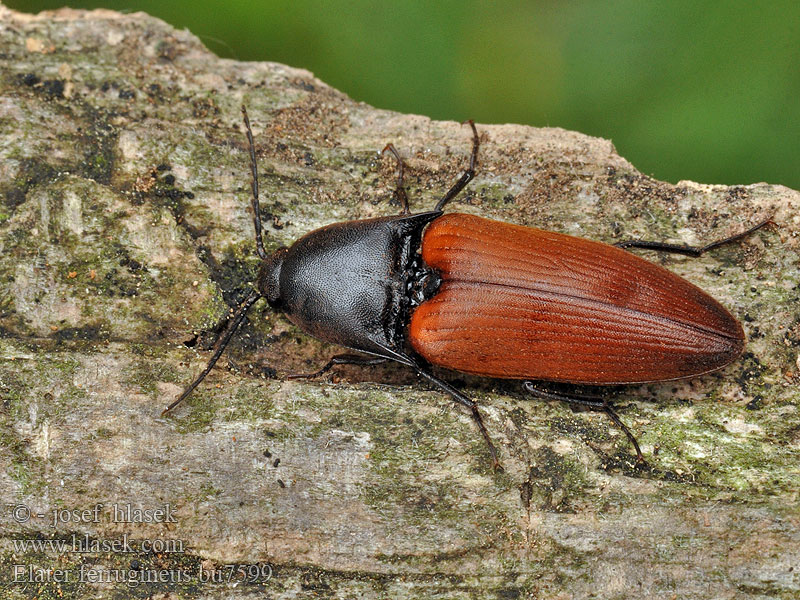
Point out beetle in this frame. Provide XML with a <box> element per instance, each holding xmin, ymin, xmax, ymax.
<box><xmin>163</xmin><ymin>106</ymin><xmax>770</xmax><ymax>468</ymax></box>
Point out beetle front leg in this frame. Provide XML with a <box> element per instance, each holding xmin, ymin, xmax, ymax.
<box><xmin>614</xmin><ymin>217</ymin><xmax>773</xmax><ymax>257</ymax></box>
<box><xmin>381</xmin><ymin>143</ymin><xmax>410</xmax><ymax>215</ymax></box>
<box><xmin>287</xmin><ymin>354</ymin><xmax>388</xmax><ymax>380</ymax></box>
<box><xmin>523</xmin><ymin>382</ymin><xmax>645</xmax><ymax>463</ymax></box>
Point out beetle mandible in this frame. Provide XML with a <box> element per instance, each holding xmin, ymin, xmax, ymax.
<box><xmin>163</xmin><ymin>106</ymin><xmax>770</xmax><ymax>469</ymax></box>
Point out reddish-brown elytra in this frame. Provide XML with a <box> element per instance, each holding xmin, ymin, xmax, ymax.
<box><xmin>164</xmin><ymin>106</ymin><xmax>771</xmax><ymax>469</ymax></box>
<box><xmin>411</xmin><ymin>213</ymin><xmax>744</xmax><ymax>383</ymax></box>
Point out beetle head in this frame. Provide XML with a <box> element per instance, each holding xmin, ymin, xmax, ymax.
<box><xmin>257</xmin><ymin>246</ymin><xmax>288</xmax><ymax>307</ymax></box>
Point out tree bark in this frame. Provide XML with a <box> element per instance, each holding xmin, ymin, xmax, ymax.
<box><xmin>1</xmin><ymin>5</ymin><xmax>798</xmax><ymax>599</ymax></box>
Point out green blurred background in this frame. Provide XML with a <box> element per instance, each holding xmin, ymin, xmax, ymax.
<box><xmin>9</xmin><ymin>0</ymin><xmax>800</xmax><ymax>189</ymax></box>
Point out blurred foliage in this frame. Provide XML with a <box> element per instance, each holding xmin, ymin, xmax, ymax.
<box><xmin>9</xmin><ymin>0</ymin><xmax>800</xmax><ymax>189</ymax></box>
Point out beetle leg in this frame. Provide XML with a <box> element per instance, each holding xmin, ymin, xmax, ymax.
<box><xmin>163</xmin><ymin>289</ymin><xmax>262</xmax><ymax>415</ymax></box>
<box><xmin>614</xmin><ymin>217</ymin><xmax>774</xmax><ymax>257</ymax></box>
<box><xmin>287</xmin><ymin>354</ymin><xmax>388</xmax><ymax>380</ymax></box>
<box><xmin>523</xmin><ymin>382</ymin><xmax>645</xmax><ymax>463</ymax></box>
<box><xmin>413</xmin><ymin>367</ymin><xmax>501</xmax><ymax>470</ymax></box>
<box><xmin>434</xmin><ymin>120</ymin><xmax>480</xmax><ymax>212</ymax></box>
<box><xmin>381</xmin><ymin>143</ymin><xmax>410</xmax><ymax>214</ymax></box>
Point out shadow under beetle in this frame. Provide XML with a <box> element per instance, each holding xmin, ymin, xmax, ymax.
<box><xmin>163</xmin><ymin>106</ymin><xmax>771</xmax><ymax>469</ymax></box>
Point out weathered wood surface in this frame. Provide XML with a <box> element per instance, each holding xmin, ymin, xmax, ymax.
<box><xmin>0</xmin><ymin>5</ymin><xmax>798</xmax><ymax>599</ymax></box>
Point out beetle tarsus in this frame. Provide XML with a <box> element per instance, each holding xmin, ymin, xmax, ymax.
<box><xmin>523</xmin><ymin>382</ymin><xmax>645</xmax><ymax>463</ymax></box>
<box><xmin>433</xmin><ymin>120</ymin><xmax>480</xmax><ymax>212</ymax></box>
<box><xmin>163</xmin><ymin>289</ymin><xmax>262</xmax><ymax>416</ymax></box>
<box><xmin>381</xmin><ymin>143</ymin><xmax>410</xmax><ymax>214</ymax></box>
<box><xmin>287</xmin><ymin>354</ymin><xmax>388</xmax><ymax>380</ymax></box>
<box><xmin>614</xmin><ymin>217</ymin><xmax>774</xmax><ymax>257</ymax></box>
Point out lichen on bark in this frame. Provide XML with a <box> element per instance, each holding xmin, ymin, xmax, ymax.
<box><xmin>0</xmin><ymin>4</ymin><xmax>798</xmax><ymax>600</ymax></box>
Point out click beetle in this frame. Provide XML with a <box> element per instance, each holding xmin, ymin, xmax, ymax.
<box><xmin>164</xmin><ymin>106</ymin><xmax>770</xmax><ymax>468</ymax></box>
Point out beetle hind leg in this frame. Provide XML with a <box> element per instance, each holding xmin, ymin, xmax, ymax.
<box><xmin>523</xmin><ymin>382</ymin><xmax>645</xmax><ymax>463</ymax></box>
<box><xmin>614</xmin><ymin>217</ymin><xmax>774</xmax><ymax>257</ymax></box>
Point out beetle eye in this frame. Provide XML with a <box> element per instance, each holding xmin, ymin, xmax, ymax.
<box><xmin>258</xmin><ymin>246</ymin><xmax>287</xmax><ymax>305</ymax></box>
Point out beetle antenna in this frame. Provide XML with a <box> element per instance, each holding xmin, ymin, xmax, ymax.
<box><xmin>163</xmin><ymin>289</ymin><xmax>262</xmax><ymax>415</ymax></box>
<box><xmin>241</xmin><ymin>105</ymin><xmax>268</xmax><ymax>260</ymax></box>
<box><xmin>523</xmin><ymin>382</ymin><xmax>645</xmax><ymax>463</ymax></box>
<box><xmin>434</xmin><ymin>120</ymin><xmax>480</xmax><ymax>212</ymax></box>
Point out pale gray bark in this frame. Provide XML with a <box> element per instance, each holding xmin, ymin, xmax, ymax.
<box><xmin>0</xmin><ymin>4</ymin><xmax>798</xmax><ymax>599</ymax></box>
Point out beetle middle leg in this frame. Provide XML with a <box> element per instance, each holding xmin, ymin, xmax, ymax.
<box><xmin>434</xmin><ymin>120</ymin><xmax>480</xmax><ymax>212</ymax></box>
<box><xmin>382</xmin><ymin>120</ymin><xmax>481</xmax><ymax>215</ymax></box>
<box><xmin>523</xmin><ymin>382</ymin><xmax>645</xmax><ymax>463</ymax></box>
<box><xmin>412</xmin><ymin>365</ymin><xmax>501</xmax><ymax>470</ymax></box>
<box><xmin>287</xmin><ymin>354</ymin><xmax>388</xmax><ymax>380</ymax></box>
<box><xmin>614</xmin><ymin>217</ymin><xmax>773</xmax><ymax>256</ymax></box>
<box><xmin>290</xmin><ymin>352</ymin><xmax>501</xmax><ymax>469</ymax></box>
